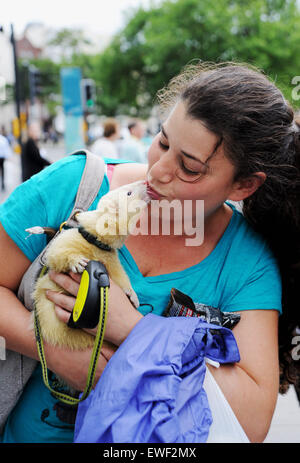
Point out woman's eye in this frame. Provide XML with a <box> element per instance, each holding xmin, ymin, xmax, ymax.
<box><xmin>159</xmin><ymin>140</ymin><xmax>169</xmax><ymax>150</ymax></box>
<box><xmin>181</xmin><ymin>161</ymin><xmax>201</xmax><ymax>176</ymax></box>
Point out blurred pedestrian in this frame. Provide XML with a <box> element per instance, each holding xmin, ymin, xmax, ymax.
<box><xmin>21</xmin><ymin>122</ymin><xmax>51</xmax><ymax>182</ymax></box>
<box><xmin>141</xmin><ymin>128</ymin><xmax>154</xmax><ymax>151</ymax></box>
<box><xmin>119</xmin><ymin>118</ymin><xmax>147</xmax><ymax>163</ymax></box>
<box><xmin>91</xmin><ymin>118</ymin><xmax>120</xmax><ymax>159</ymax></box>
<box><xmin>0</xmin><ymin>134</ymin><xmax>13</xmax><ymax>190</ymax></box>
<box><xmin>2</xmin><ymin>124</ymin><xmax>14</xmax><ymax>146</ymax></box>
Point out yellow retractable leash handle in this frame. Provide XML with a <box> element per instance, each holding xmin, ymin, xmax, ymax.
<box><xmin>34</xmin><ymin>261</ymin><xmax>109</xmax><ymax>406</ymax></box>
<box><xmin>68</xmin><ymin>261</ymin><xmax>109</xmax><ymax>330</ymax></box>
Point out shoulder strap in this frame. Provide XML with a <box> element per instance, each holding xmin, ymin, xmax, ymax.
<box><xmin>39</xmin><ymin>149</ymin><xmax>105</xmax><ymax>265</ymax></box>
<box><xmin>65</xmin><ymin>149</ymin><xmax>106</xmax><ymax>227</ymax></box>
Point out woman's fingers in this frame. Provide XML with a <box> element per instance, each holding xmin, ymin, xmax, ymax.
<box><xmin>68</xmin><ymin>270</ymin><xmax>83</xmax><ymax>284</ymax></box>
<box><xmin>54</xmin><ymin>304</ymin><xmax>71</xmax><ymax>323</ymax></box>
<box><xmin>48</xmin><ymin>270</ymin><xmax>80</xmax><ymax>296</ymax></box>
<box><xmin>47</xmin><ymin>270</ymin><xmax>83</xmax><ymax>323</ymax></box>
<box><xmin>46</xmin><ymin>290</ymin><xmax>75</xmax><ymax>312</ymax></box>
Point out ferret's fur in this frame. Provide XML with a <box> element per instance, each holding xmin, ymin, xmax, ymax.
<box><xmin>32</xmin><ymin>180</ymin><xmax>149</xmax><ymax>350</ymax></box>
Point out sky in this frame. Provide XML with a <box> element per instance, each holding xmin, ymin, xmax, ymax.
<box><xmin>1</xmin><ymin>0</ymin><xmax>156</xmax><ymax>37</ymax></box>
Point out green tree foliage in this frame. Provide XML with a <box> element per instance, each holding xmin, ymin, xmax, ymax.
<box><xmin>94</xmin><ymin>0</ymin><xmax>300</xmax><ymax>116</ymax></box>
<box><xmin>20</xmin><ymin>1</ymin><xmax>300</xmax><ymax>117</ymax></box>
<box><xmin>48</xmin><ymin>28</ymin><xmax>92</xmax><ymax>62</ymax></box>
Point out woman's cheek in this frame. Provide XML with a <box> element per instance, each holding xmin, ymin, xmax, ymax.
<box><xmin>147</xmin><ymin>136</ymin><xmax>161</xmax><ymax>166</ymax></box>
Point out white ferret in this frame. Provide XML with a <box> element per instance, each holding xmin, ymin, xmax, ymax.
<box><xmin>32</xmin><ymin>180</ymin><xmax>150</xmax><ymax>350</ymax></box>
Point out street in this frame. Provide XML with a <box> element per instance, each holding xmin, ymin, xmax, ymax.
<box><xmin>0</xmin><ymin>143</ymin><xmax>300</xmax><ymax>443</ymax></box>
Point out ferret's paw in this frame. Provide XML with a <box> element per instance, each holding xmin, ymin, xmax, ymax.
<box><xmin>125</xmin><ymin>288</ymin><xmax>139</xmax><ymax>308</ymax></box>
<box><xmin>70</xmin><ymin>257</ymin><xmax>89</xmax><ymax>274</ymax></box>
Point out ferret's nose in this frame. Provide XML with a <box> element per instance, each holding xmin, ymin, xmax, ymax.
<box><xmin>141</xmin><ymin>185</ymin><xmax>151</xmax><ymax>203</ymax></box>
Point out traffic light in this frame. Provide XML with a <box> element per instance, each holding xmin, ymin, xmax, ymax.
<box><xmin>81</xmin><ymin>79</ymin><xmax>96</xmax><ymax>112</ymax></box>
<box><xmin>29</xmin><ymin>66</ymin><xmax>43</xmax><ymax>102</ymax></box>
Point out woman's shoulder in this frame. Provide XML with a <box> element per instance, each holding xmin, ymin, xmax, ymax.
<box><xmin>226</xmin><ymin>203</ymin><xmax>278</xmax><ymax>268</ymax></box>
<box><xmin>219</xmin><ymin>204</ymin><xmax>282</xmax><ymax>313</ymax></box>
<box><xmin>110</xmin><ymin>162</ymin><xmax>148</xmax><ymax>190</ymax></box>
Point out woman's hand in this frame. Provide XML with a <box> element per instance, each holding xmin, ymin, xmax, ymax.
<box><xmin>44</xmin><ymin>339</ymin><xmax>117</xmax><ymax>391</ymax></box>
<box><xmin>47</xmin><ymin>270</ymin><xmax>143</xmax><ymax>346</ymax></box>
<box><xmin>46</xmin><ymin>270</ymin><xmax>81</xmax><ymax>324</ymax></box>
<box><xmin>44</xmin><ymin>269</ymin><xmax>127</xmax><ymax>391</ymax></box>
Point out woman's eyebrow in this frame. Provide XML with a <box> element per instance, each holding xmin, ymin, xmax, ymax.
<box><xmin>161</xmin><ymin>124</ymin><xmax>209</xmax><ymax>165</ymax></box>
<box><xmin>181</xmin><ymin>150</ymin><xmax>207</xmax><ymax>164</ymax></box>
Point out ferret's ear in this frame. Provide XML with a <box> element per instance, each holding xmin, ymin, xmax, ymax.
<box><xmin>116</xmin><ymin>215</ymin><xmax>129</xmax><ymax>236</ymax></box>
<box><xmin>95</xmin><ymin>213</ymin><xmax>117</xmax><ymax>236</ymax></box>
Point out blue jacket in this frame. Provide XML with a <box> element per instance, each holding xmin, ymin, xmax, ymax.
<box><xmin>74</xmin><ymin>314</ymin><xmax>240</xmax><ymax>443</ymax></box>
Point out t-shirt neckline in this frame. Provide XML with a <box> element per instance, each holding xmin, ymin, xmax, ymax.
<box><xmin>119</xmin><ymin>202</ymin><xmax>238</xmax><ymax>283</ymax></box>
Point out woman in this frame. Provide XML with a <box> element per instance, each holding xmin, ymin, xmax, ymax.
<box><xmin>0</xmin><ymin>62</ymin><xmax>299</xmax><ymax>443</ymax></box>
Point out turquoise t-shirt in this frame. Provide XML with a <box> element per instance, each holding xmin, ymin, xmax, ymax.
<box><xmin>0</xmin><ymin>154</ymin><xmax>282</xmax><ymax>443</ymax></box>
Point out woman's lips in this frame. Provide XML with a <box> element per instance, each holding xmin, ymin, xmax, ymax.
<box><xmin>146</xmin><ymin>182</ymin><xmax>163</xmax><ymax>200</ymax></box>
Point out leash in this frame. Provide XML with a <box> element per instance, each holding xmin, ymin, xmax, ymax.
<box><xmin>33</xmin><ymin>265</ymin><xmax>109</xmax><ymax>406</ymax></box>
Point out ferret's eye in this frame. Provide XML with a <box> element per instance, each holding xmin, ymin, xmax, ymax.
<box><xmin>127</xmin><ymin>191</ymin><xmax>132</xmax><ymax>196</ymax></box>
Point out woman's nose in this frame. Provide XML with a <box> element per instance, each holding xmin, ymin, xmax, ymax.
<box><xmin>150</xmin><ymin>152</ymin><xmax>175</xmax><ymax>184</ymax></box>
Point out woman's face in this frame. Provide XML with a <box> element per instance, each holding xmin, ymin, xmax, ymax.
<box><xmin>147</xmin><ymin>101</ymin><xmax>240</xmax><ymax>219</ymax></box>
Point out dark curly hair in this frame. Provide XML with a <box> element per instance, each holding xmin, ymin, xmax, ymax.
<box><xmin>157</xmin><ymin>61</ymin><xmax>300</xmax><ymax>399</ymax></box>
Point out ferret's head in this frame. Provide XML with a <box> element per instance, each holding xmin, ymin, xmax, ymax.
<box><xmin>77</xmin><ymin>180</ymin><xmax>150</xmax><ymax>248</ymax></box>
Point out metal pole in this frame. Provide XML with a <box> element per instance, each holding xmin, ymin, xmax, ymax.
<box><xmin>10</xmin><ymin>23</ymin><xmax>22</xmax><ymax>150</ymax></box>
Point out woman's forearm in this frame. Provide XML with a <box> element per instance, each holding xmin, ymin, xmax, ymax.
<box><xmin>207</xmin><ymin>309</ymin><xmax>280</xmax><ymax>443</ymax></box>
<box><xmin>99</xmin><ymin>279</ymin><xmax>144</xmax><ymax>346</ymax></box>
<box><xmin>207</xmin><ymin>361</ymin><xmax>279</xmax><ymax>443</ymax></box>
<box><xmin>0</xmin><ymin>285</ymin><xmax>113</xmax><ymax>391</ymax></box>
<box><xmin>0</xmin><ymin>286</ymin><xmax>39</xmax><ymax>359</ymax></box>
<box><xmin>47</xmin><ymin>271</ymin><xmax>144</xmax><ymax>347</ymax></box>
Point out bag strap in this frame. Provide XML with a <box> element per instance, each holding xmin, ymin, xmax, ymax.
<box><xmin>65</xmin><ymin>149</ymin><xmax>106</xmax><ymax>228</ymax></box>
<box><xmin>39</xmin><ymin>150</ymin><xmax>106</xmax><ymax>265</ymax></box>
